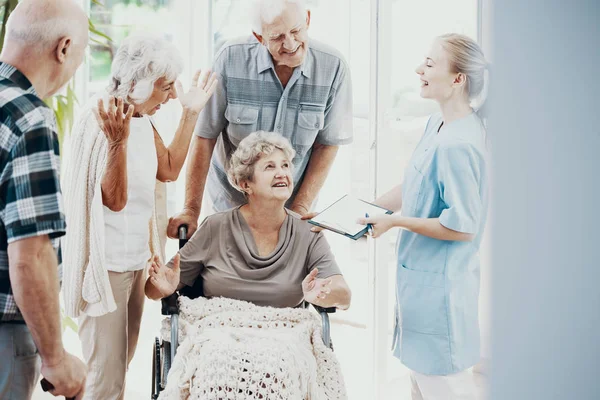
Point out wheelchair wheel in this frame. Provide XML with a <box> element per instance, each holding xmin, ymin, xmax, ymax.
<box><xmin>152</xmin><ymin>337</ymin><xmax>161</xmax><ymax>399</ymax></box>
<box><xmin>162</xmin><ymin>341</ymin><xmax>171</xmax><ymax>389</ymax></box>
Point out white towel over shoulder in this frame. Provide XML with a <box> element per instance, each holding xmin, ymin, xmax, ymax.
<box><xmin>61</xmin><ymin>96</ymin><xmax>164</xmax><ymax>318</ymax></box>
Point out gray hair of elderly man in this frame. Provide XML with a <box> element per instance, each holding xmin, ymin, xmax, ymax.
<box><xmin>250</xmin><ymin>0</ymin><xmax>307</xmax><ymax>35</ymax></box>
<box><xmin>107</xmin><ymin>33</ymin><xmax>183</xmax><ymax>104</ymax></box>
<box><xmin>227</xmin><ymin>131</ymin><xmax>296</xmax><ymax>195</ymax></box>
<box><xmin>5</xmin><ymin>0</ymin><xmax>87</xmax><ymax>51</ymax></box>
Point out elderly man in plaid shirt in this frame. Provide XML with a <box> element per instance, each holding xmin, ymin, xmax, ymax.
<box><xmin>0</xmin><ymin>0</ymin><xmax>89</xmax><ymax>398</ymax></box>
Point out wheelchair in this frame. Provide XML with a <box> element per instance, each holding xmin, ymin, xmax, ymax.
<box><xmin>151</xmin><ymin>226</ymin><xmax>336</xmax><ymax>399</ymax></box>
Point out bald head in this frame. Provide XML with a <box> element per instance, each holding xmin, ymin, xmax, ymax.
<box><xmin>0</xmin><ymin>0</ymin><xmax>88</xmax><ymax>98</ymax></box>
<box><xmin>6</xmin><ymin>0</ymin><xmax>88</xmax><ymax>50</ymax></box>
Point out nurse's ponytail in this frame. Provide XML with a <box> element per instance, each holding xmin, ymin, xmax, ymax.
<box><xmin>438</xmin><ymin>33</ymin><xmax>490</xmax><ymax>124</ymax></box>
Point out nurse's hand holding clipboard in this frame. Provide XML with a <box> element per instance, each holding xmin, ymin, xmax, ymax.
<box><xmin>357</xmin><ymin>214</ymin><xmax>396</xmax><ymax>238</ymax></box>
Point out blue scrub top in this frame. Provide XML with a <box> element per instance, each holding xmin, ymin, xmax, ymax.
<box><xmin>392</xmin><ymin>112</ymin><xmax>489</xmax><ymax>375</ymax></box>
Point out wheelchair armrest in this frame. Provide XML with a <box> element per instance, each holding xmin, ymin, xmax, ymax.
<box><xmin>311</xmin><ymin>305</ymin><xmax>336</xmax><ymax>314</ymax></box>
<box><xmin>161</xmin><ymin>292</ymin><xmax>180</xmax><ymax>316</ymax></box>
<box><xmin>310</xmin><ymin>304</ymin><xmax>335</xmax><ymax>350</ymax></box>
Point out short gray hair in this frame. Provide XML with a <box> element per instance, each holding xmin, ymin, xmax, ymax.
<box><xmin>227</xmin><ymin>131</ymin><xmax>296</xmax><ymax>194</ymax></box>
<box><xmin>7</xmin><ymin>18</ymin><xmax>83</xmax><ymax>46</ymax></box>
<box><xmin>107</xmin><ymin>33</ymin><xmax>183</xmax><ymax>104</ymax></box>
<box><xmin>6</xmin><ymin>0</ymin><xmax>87</xmax><ymax>50</ymax></box>
<box><xmin>250</xmin><ymin>0</ymin><xmax>307</xmax><ymax>35</ymax></box>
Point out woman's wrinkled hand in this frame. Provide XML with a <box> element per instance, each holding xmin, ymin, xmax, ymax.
<box><xmin>148</xmin><ymin>254</ymin><xmax>180</xmax><ymax>298</ymax></box>
<box><xmin>302</xmin><ymin>268</ymin><xmax>331</xmax><ymax>305</ymax></box>
<box><xmin>94</xmin><ymin>96</ymin><xmax>134</xmax><ymax>146</ymax></box>
<box><xmin>177</xmin><ymin>69</ymin><xmax>218</xmax><ymax>114</ymax></box>
<box><xmin>356</xmin><ymin>214</ymin><xmax>396</xmax><ymax>238</ymax></box>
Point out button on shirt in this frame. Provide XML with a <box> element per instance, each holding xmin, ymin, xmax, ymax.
<box><xmin>0</xmin><ymin>63</ymin><xmax>66</xmax><ymax>323</ymax></box>
<box><xmin>195</xmin><ymin>36</ymin><xmax>354</xmax><ymax>211</ymax></box>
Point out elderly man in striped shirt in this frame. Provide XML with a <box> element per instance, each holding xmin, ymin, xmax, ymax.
<box><xmin>168</xmin><ymin>0</ymin><xmax>353</xmax><ymax>238</ymax></box>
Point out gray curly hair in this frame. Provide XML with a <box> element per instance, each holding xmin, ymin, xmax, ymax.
<box><xmin>227</xmin><ymin>131</ymin><xmax>296</xmax><ymax>194</ymax></box>
<box><xmin>106</xmin><ymin>33</ymin><xmax>183</xmax><ymax>104</ymax></box>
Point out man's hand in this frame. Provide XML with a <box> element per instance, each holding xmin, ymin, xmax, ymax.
<box><xmin>95</xmin><ymin>96</ymin><xmax>134</xmax><ymax>146</ymax></box>
<box><xmin>300</xmin><ymin>211</ymin><xmax>324</xmax><ymax>233</ymax></box>
<box><xmin>177</xmin><ymin>69</ymin><xmax>218</xmax><ymax>114</ymax></box>
<box><xmin>302</xmin><ymin>268</ymin><xmax>332</xmax><ymax>305</ymax></box>
<box><xmin>167</xmin><ymin>209</ymin><xmax>199</xmax><ymax>239</ymax></box>
<box><xmin>290</xmin><ymin>202</ymin><xmax>310</xmax><ymax>217</ymax></box>
<box><xmin>148</xmin><ymin>254</ymin><xmax>180</xmax><ymax>298</ymax></box>
<box><xmin>40</xmin><ymin>351</ymin><xmax>86</xmax><ymax>400</ymax></box>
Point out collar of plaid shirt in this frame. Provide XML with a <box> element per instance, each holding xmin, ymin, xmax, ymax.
<box><xmin>0</xmin><ymin>62</ymin><xmax>38</xmax><ymax>96</ymax></box>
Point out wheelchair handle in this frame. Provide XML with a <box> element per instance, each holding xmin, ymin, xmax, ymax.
<box><xmin>178</xmin><ymin>224</ymin><xmax>188</xmax><ymax>249</ymax></box>
<box><xmin>40</xmin><ymin>378</ymin><xmax>75</xmax><ymax>400</ymax></box>
<box><xmin>178</xmin><ymin>225</ymin><xmax>188</xmax><ymax>240</ymax></box>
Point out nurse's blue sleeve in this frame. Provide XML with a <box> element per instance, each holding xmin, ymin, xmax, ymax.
<box><xmin>436</xmin><ymin>142</ymin><xmax>483</xmax><ymax>234</ymax></box>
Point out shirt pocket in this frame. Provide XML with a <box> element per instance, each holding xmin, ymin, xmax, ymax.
<box><xmin>294</xmin><ymin>104</ymin><xmax>325</xmax><ymax>157</ymax></box>
<box><xmin>224</xmin><ymin>104</ymin><xmax>260</xmax><ymax>145</ymax></box>
<box><xmin>397</xmin><ymin>264</ymin><xmax>448</xmax><ymax>335</ymax></box>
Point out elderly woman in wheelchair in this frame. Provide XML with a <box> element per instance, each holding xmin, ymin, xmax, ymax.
<box><xmin>145</xmin><ymin>131</ymin><xmax>351</xmax><ymax>399</ymax></box>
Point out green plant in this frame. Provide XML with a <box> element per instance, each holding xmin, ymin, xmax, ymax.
<box><xmin>0</xmin><ymin>0</ymin><xmax>18</xmax><ymax>48</ymax></box>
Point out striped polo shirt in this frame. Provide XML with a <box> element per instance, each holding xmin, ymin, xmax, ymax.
<box><xmin>195</xmin><ymin>36</ymin><xmax>354</xmax><ymax>211</ymax></box>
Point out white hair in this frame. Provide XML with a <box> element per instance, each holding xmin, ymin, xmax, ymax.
<box><xmin>227</xmin><ymin>131</ymin><xmax>296</xmax><ymax>194</ymax></box>
<box><xmin>107</xmin><ymin>33</ymin><xmax>183</xmax><ymax>104</ymax></box>
<box><xmin>5</xmin><ymin>0</ymin><xmax>87</xmax><ymax>51</ymax></box>
<box><xmin>250</xmin><ymin>0</ymin><xmax>307</xmax><ymax>35</ymax></box>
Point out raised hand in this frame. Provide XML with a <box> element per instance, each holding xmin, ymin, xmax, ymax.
<box><xmin>302</xmin><ymin>268</ymin><xmax>332</xmax><ymax>305</ymax></box>
<box><xmin>148</xmin><ymin>254</ymin><xmax>180</xmax><ymax>298</ymax></box>
<box><xmin>176</xmin><ymin>69</ymin><xmax>218</xmax><ymax>114</ymax></box>
<box><xmin>95</xmin><ymin>96</ymin><xmax>134</xmax><ymax>146</ymax></box>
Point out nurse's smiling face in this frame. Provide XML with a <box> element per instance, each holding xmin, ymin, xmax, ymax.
<box><xmin>415</xmin><ymin>39</ymin><xmax>466</xmax><ymax>103</ymax></box>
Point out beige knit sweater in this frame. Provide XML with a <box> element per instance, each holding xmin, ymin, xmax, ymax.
<box><xmin>62</xmin><ymin>98</ymin><xmax>164</xmax><ymax>318</ymax></box>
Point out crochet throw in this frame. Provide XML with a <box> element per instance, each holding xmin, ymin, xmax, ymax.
<box><xmin>160</xmin><ymin>296</ymin><xmax>347</xmax><ymax>400</ymax></box>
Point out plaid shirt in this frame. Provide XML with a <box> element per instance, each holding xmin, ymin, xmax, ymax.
<box><xmin>0</xmin><ymin>63</ymin><xmax>65</xmax><ymax>323</ymax></box>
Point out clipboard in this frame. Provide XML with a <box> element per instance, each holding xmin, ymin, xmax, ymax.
<box><xmin>308</xmin><ymin>194</ymin><xmax>393</xmax><ymax>240</ymax></box>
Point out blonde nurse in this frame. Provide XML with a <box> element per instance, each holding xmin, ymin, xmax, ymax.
<box><xmin>360</xmin><ymin>33</ymin><xmax>489</xmax><ymax>399</ymax></box>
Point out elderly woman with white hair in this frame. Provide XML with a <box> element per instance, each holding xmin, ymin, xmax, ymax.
<box><xmin>147</xmin><ymin>131</ymin><xmax>350</xmax><ymax>310</ymax></box>
<box><xmin>146</xmin><ymin>131</ymin><xmax>351</xmax><ymax>398</ymax></box>
<box><xmin>61</xmin><ymin>33</ymin><xmax>217</xmax><ymax>399</ymax></box>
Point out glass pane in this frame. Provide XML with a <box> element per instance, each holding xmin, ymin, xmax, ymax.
<box><xmin>89</xmin><ymin>0</ymin><xmax>178</xmax><ymax>93</ymax></box>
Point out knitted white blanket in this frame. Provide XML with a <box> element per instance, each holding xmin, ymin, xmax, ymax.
<box><xmin>61</xmin><ymin>96</ymin><xmax>164</xmax><ymax>318</ymax></box>
<box><xmin>160</xmin><ymin>297</ymin><xmax>347</xmax><ymax>400</ymax></box>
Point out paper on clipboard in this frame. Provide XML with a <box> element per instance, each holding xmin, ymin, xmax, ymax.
<box><xmin>308</xmin><ymin>195</ymin><xmax>392</xmax><ymax>239</ymax></box>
